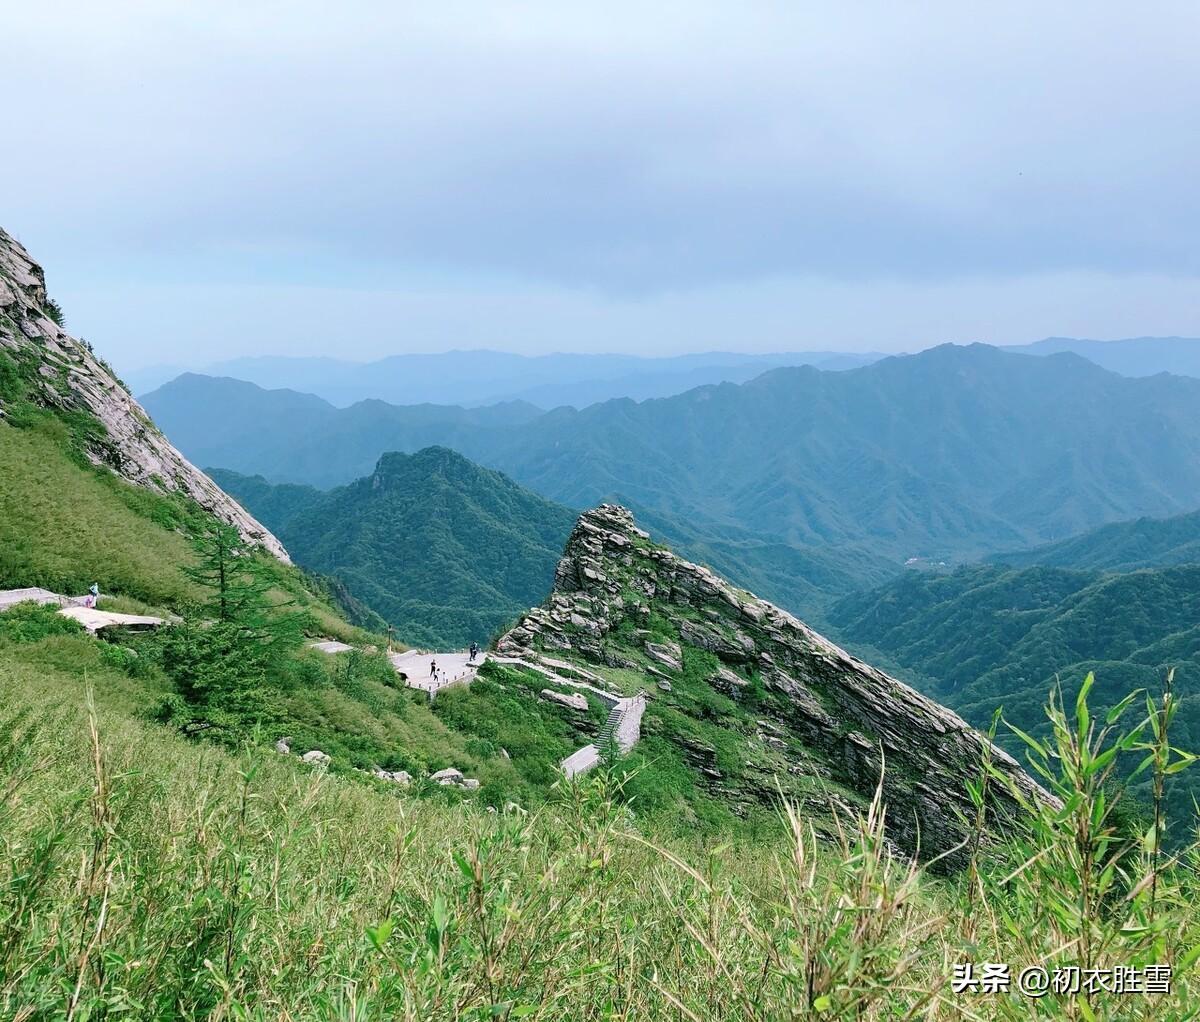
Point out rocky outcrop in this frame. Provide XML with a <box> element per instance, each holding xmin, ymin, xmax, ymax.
<box><xmin>539</xmin><ymin>688</ymin><xmax>589</xmax><ymax>711</ymax></box>
<box><xmin>0</xmin><ymin>227</ymin><xmax>289</xmax><ymax>562</ymax></box>
<box><xmin>500</xmin><ymin>504</ymin><xmax>1046</xmax><ymax>864</ymax></box>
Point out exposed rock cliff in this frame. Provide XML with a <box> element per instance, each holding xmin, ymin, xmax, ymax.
<box><xmin>0</xmin><ymin>227</ymin><xmax>289</xmax><ymax>561</ymax></box>
<box><xmin>500</xmin><ymin>504</ymin><xmax>1044</xmax><ymax>863</ymax></box>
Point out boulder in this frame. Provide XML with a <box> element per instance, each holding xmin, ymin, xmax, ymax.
<box><xmin>539</xmin><ymin>688</ymin><xmax>589</xmax><ymax>711</ymax></box>
<box><xmin>644</xmin><ymin>640</ymin><xmax>682</xmax><ymax>671</ymax></box>
<box><xmin>710</xmin><ymin>665</ymin><xmax>748</xmax><ymax>691</ymax></box>
<box><xmin>274</xmin><ymin>737</ymin><xmax>292</xmax><ymax>755</ymax></box>
<box><xmin>657</xmin><ymin>680</ymin><xmax>673</xmax><ymax>692</ymax></box>
<box><xmin>430</xmin><ymin>767</ymin><xmax>464</xmax><ymax>786</ymax></box>
<box><xmin>301</xmin><ymin>750</ymin><xmax>330</xmax><ymax>765</ymax></box>
<box><xmin>373</xmin><ymin>768</ymin><xmax>412</xmax><ymax>785</ymax></box>
<box><xmin>461</xmin><ymin>778</ymin><xmax>482</xmax><ymax>790</ymax></box>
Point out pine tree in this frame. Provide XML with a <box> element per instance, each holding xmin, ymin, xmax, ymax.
<box><xmin>183</xmin><ymin>521</ymin><xmax>272</xmax><ymax>628</ymax></box>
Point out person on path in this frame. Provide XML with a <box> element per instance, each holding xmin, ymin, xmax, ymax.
<box><xmin>468</xmin><ymin>642</ymin><xmax>479</xmax><ymax>662</ymax></box>
<box><xmin>88</xmin><ymin>582</ymin><xmax>99</xmax><ymax>609</ymax></box>
<box><xmin>429</xmin><ymin>658</ymin><xmax>437</xmax><ymax>678</ymax></box>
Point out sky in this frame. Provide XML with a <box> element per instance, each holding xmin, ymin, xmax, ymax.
<box><xmin>2</xmin><ymin>2</ymin><xmax>1198</xmax><ymax>372</ymax></box>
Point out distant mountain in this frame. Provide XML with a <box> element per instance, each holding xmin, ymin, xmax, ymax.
<box><xmin>828</xmin><ymin>560</ymin><xmax>1200</xmax><ymax>830</ymax></box>
<box><xmin>1005</xmin><ymin>336</ymin><xmax>1200</xmax><ymax>379</ymax></box>
<box><xmin>212</xmin><ymin>448</ymin><xmax>577</xmax><ymax>648</ymax></box>
<box><xmin>143</xmin><ymin>349</ymin><xmax>886</xmax><ymax>409</ymax></box>
<box><xmin>143</xmin><ymin>374</ymin><xmax>543</xmax><ymax>488</ymax></box>
<box><xmin>145</xmin><ymin>344</ymin><xmax>1200</xmax><ymax>618</ymax></box>
<box><xmin>995</xmin><ymin>509</ymin><xmax>1200</xmax><ymax>572</ymax></box>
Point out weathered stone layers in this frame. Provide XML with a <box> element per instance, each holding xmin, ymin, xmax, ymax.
<box><xmin>501</xmin><ymin>504</ymin><xmax>1044</xmax><ymax>863</ymax></box>
<box><xmin>0</xmin><ymin>227</ymin><xmax>289</xmax><ymax>561</ymax></box>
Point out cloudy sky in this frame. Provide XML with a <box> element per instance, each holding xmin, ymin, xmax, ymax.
<box><xmin>3</xmin><ymin>2</ymin><xmax>1197</xmax><ymax>371</ymax></box>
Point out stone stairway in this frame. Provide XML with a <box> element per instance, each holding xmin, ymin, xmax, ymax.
<box><xmin>595</xmin><ymin>703</ymin><xmax>622</xmax><ymax>749</ymax></box>
<box><xmin>560</xmin><ymin>690</ymin><xmax>647</xmax><ymax>779</ymax></box>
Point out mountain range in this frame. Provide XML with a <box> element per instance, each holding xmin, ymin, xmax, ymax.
<box><xmin>211</xmin><ymin>449</ymin><xmax>576</xmax><ymax>647</ymax></box>
<box><xmin>144</xmin><ymin>344</ymin><xmax>1200</xmax><ymax>620</ymax></box>
<box><xmin>125</xmin><ymin>335</ymin><xmax>1200</xmax><ymax>410</ymax></box>
<box><xmin>126</xmin><ymin>349</ymin><xmax>884</xmax><ymax>408</ymax></box>
<box><xmin>830</xmin><ymin>508</ymin><xmax>1200</xmax><ymax>831</ymax></box>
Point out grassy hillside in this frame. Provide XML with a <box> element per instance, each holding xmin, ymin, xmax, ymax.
<box><xmin>0</xmin><ymin>417</ymin><xmax>199</xmax><ymax>604</ymax></box>
<box><xmin>4</xmin><ymin>628</ymin><xmax>1199</xmax><ymax>1018</ymax></box>
<box><xmin>212</xmin><ymin>448</ymin><xmax>578</xmax><ymax>648</ymax></box>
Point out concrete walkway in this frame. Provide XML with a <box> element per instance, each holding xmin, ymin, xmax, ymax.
<box><xmin>59</xmin><ymin>606</ymin><xmax>163</xmax><ymax>633</ymax></box>
<box><xmin>0</xmin><ymin>587</ymin><xmax>67</xmax><ymax>611</ymax></box>
<box><xmin>389</xmin><ymin>650</ymin><xmax>481</xmax><ymax>696</ymax></box>
<box><xmin>308</xmin><ymin>639</ymin><xmax>354</xmax><ymax>654</ymax></box>
<box><xmin>292</xmin><ymin>637</ymin><xmax>488</xmax><ymax>697</ymax></box>
<box><xmin>0</xmin><ymin>588</ymin><xmax>163</xmax><ymax>633</ymax></box>
<box><xmin>492</xmin><ymin>653</ymin><xmax>648</xmax><ymax>778</ymax></box>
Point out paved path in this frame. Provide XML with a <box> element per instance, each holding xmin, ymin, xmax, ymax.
<box><xmin>309</xmin><ymin>639</ymin><xmax>354</xmax><ymax>654</ymax></box>
<box><xmin>389</xmin><ymin>650</ymin><xmax>482</xmax><ymax>696</ymax></box>
<box><xmin>60</xmin><ymin>606</ymin><xmax>163</xmax><ymax>633</ymax></box>
<box><xmin>1</xmin><ymin>588</ymin><xmax>162</xmax><ymax>633</ymax></box>
<box><xmin>0</xmin><ymin>587</ymin><xmax>67</xmax><ymax>611</ymax></box>
<box><xmin>493</xmin><ymin>653</ymin><xmax>648</xmax><ymax>778</ymax></box>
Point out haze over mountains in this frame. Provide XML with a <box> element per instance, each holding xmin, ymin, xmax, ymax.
<box><xmin>126</xmin><ymin>350</ymin><xmax>883</xmax><ymax>408</ymax></box>
<box><xmin>145</xmin><ymin>343</ymin><xmax>1200</xmax><ymax>619</ymax></box>
<box><xmin>128</xmin><ymin>335</ymin><xmax>1200</xmax><ymax>409</ymax></box>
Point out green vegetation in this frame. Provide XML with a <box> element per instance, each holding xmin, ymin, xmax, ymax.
<box><xmin>143</xmin><ymin>344</ymin><xmax>1200</xmax><ymax>618</ymax></box>
<box><xmin>0</xmin><ymin>418</ymin><xmax>202</xmax><ymax>604</ymax></box>
<box><xmin>2</xmin><ymin>652</ymin><xmax>1198</xmax><ymax>1018</ymax></box>
<box><xmin>831</xmin><ymin>562</ymin><xmax>1200</xmax><ymax>829</ymax></box>
<box><xmin>212</xmin><ymin>449</ymin><xmax>577</xmax><ymax>648</ymax></box>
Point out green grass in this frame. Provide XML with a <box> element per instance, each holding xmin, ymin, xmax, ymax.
<box><xmin>1</xmin><ymin>656</ymin><xmax>1198</xmax><ymax>1019</ymax></box>
<box><xmin>0</xmin><ymin>419</ymin><xmax>200</xmax><ymax>605</ymax></box>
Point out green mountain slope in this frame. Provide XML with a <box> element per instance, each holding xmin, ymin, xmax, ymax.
<box><xmin>212</xmin><ymin>449</ymin><xmax>578</xmax><ymax>648</ymax></box>
<box><xmin>144</xmin><ymin>373</ymin><xmax>543</xmax><ymax>488</ymax></box>
<box><xmin>995</xmin><ymin>508</ymin><xmax>1200</xmax><ymax>572</ymax></box>
<box><xmin>829</xmin><ymin>561</ymin><xmax>1200</xmax><ymax>827</ymax></box>
<box><xmin>144</xmin><ymin>345</ymin><xmax>1200</xmax><ymax>610</ymax></box>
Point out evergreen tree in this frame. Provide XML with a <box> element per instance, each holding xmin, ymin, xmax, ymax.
<box><xmin>157</xmin><ymin>521</ymin><xmax>302</xmax><ymax>739</ymax></box>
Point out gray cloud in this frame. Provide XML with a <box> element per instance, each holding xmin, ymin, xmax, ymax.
<box><xmin>2</xmin><ymin>2</ymin><xmax>1197</xmax><ymax>367</ymax></box>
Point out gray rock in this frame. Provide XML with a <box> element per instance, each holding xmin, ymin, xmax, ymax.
<box><xmin>372</xmin><ymin>768</ymin><xmax>412</xmax><ymax>785</ymax></box>
<box><xmin>657</xmin><ymin>680</ymin><xmax>673</xmax><ymax>692</ymax></box>
<box><xmin>494</xmin><ymin>502</ymin><xmax>1049</xmax><ymax>867</ymax></box>
<box><xmin>711</xmin><ymin>666</ymin><xmax>748</xmax><ymax>690</ymax></box>
<box><xmin>644</xmin><ymin>640</ymin><xmax>682</xmax><ymax>671</ymax></box>
<box><xmin>301</xmin><ymin>750</ymin><xmax>330</xmax><ymax>765</ymax></box>
<box><xmin>0</xmin><ymin>228</ymin><xmax>290</xmax><ymax>562</ymax></box>
<box><xmin>539</xmin><ymin>688</ymin><xmax>589</xmax><ymax>711</ymax></box>
<box><xmin>430</xmin><ymin>767</ymin><xmax>464</xmax><ymax>785</ymax></box>
<box><xmin>274</xmin><ymin>737</ymin><xmax>292</xmax><ymax>755</ymax></box>
<box><xmin>461</xmin><ymin>778</ymin><xmax>482</xmax><ymax>790</ymax></box>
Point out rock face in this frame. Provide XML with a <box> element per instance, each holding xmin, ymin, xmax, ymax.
<box><xmin>0</xmin><ymin>227</ymin><xmax>289</xmax><ymax>562</ymax></box>
<box><xmin>499</xmin><ymin>504</ymin><xmax>1045</xmax><ymax>864</ymax></box>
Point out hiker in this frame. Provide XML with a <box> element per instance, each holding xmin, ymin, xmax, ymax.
<box><xmin>429</xmin><ymin>658</ymin><xmax>437</xmax><ymax>678</ymax></box>
<box><xmin>88</xmin><ymin>582</ymin><xmax>99</xmax><ymax>609</ymax></box>
<box><xmin>468</xmin><ymin>642</ymin><xmax>479</xmax><ymax>662</ymax></box>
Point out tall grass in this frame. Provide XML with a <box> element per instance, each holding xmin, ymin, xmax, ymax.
<box><xmin>0</xmin><ymin>665</ymin><xmax>1197</xmax><ymax>1019</ymax></box>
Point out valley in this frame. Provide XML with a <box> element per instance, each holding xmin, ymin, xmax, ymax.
<box><xmin>3</xmin><ymin>225</ymin><xmax>1198</xmax><ymax>1016</ymax></box>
